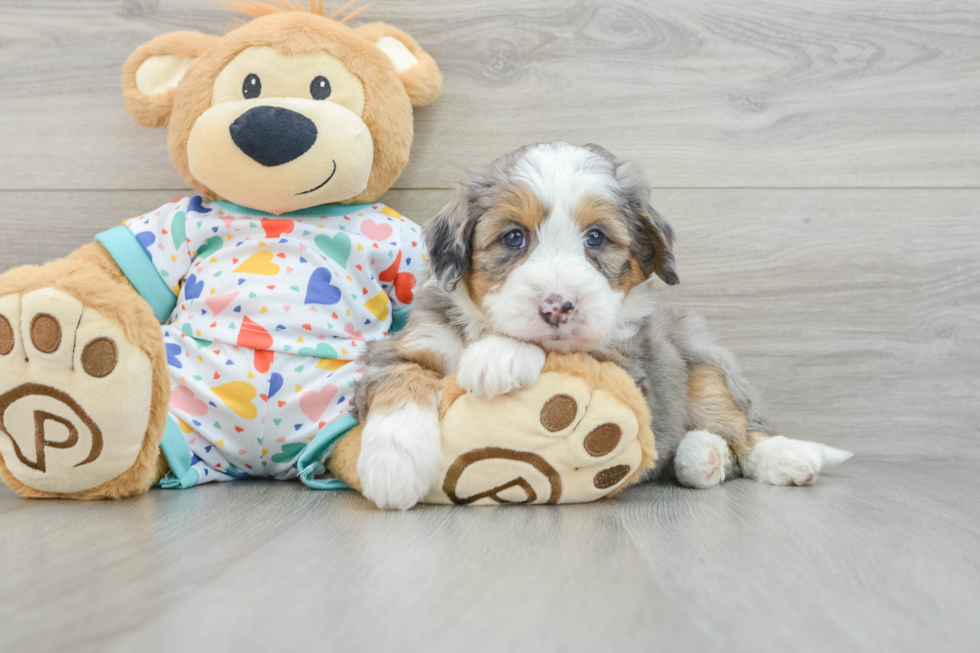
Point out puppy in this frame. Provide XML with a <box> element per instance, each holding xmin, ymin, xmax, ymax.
<box><xmin>353</xmin><ymin>142</ymin><xmax>852</xmax><ymax>510</ymax></box>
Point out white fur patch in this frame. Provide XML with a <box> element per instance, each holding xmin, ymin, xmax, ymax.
<box><xmin>450</xmin><ymin>282</ymin><xmax>490</xmax><ymax>344</ymax></box>
<box><xmin>513</xmin><ymin>143</ymin><xmax>617</xmax><ymax>211</ymax></box>
<box><xmin>456</xmin><ymin>336</ymin><xmax>546</xmax><ymax>398</ymax></box>
<box><xmin>674</xmin><ymin>430</ymin><xmax>731</xmax><ymax>489</ymax></box>
<box><xmin>614</xmin><ymin>281</ymin><xmax>655</xmax><ymax>340</ymax></box>
<box><xmin>741</xmin><ymin>435</ymin><xmax>853</xmax><ymax>486</ymax></box>
<box><xmin>357</xmin><ymin>403</ymin><xmax>441</xmax><ymax>510</ymax></box>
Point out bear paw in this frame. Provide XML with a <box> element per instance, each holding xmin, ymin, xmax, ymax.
<box><xmin>425</xmin><ymin>364</ymin><xmax>654</xmax><ymax>505</ymax></box>
<box><xmin>0</xmin><ymin>289</ymin><xmax>154</xmax><ymax>495</ymax></box>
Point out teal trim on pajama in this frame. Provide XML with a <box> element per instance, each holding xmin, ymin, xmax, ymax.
<box><xmin>297</xmin><ymin>304</ymin><xmax>413</xmax><ymax>490</ymax></box>
<box><xmin>297</xmin><ymin>413</ymin><xmax>360</xmax><ymax>490</ymax></box>
<box><xmin>210</xmin><ymin>201</ymin><xmax>373</xmax><ymax>219</ymax></box>
<box><xmin>95</xmin><ymin>225</ymin><xmax>177</xmax><ymax>324</ymax></box>
<box><xmin>157</xmin><ymin>416</ymin><xmax>201</xmax><ymax>489</ymax></box>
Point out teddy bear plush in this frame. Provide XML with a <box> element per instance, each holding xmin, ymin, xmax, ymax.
<box><xmin>0</xmin><ymin>2</ymin><xmax>656</xmax><ymax>504</ymax></box>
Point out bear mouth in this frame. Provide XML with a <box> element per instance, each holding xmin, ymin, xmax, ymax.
<box><xmin>296</xmin><ymin>160</ymin><xmax>337</xmax><ymax>195</ymax></box>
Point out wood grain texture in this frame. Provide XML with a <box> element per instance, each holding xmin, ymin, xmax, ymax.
<box><xmin>0</xmin><ymin>461</ymin><xmax>977</xmax><ymax>653</ymax></box>
<box><xmin>1</xmin><ymin>3</ymin><xmax>979</xmax><ymax>650</ymax></box>
<box><xmin>0</xmin><ymin>188</ymin><xmax>976</xmax><ymax>459</ymax></box>
<box><xmin>1</xmin><ymin>0</ymin><xmax>979</xmax><ymax>190</ymax></box>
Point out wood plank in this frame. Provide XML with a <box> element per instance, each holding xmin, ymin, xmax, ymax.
<box><xmin>657</xmin><ymin>188</ymin><xmax>980</xmax><ymax>460</ymax></box>
<box><xmin>1</xmin><ymin>0</ymin><xmax>979</xmax><ymax>190</ymax></box>
<box><xmin>0</xmin><ymin>188</ymin><xmax>976</xmax><ymax>459</ymax></box>
<box><xmin>0</xmin><ymin>460</ymin><xmax>977</xmax><ymax>652</ymax></box>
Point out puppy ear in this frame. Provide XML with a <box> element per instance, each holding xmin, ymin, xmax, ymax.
<box><xmin>354</xmin><ymin>23</ymin><xmax>442</xmax><ymax>107</ymax></box>
<box><xmin>424</xmin><ymin>187</ymin><xmax>475</xmax><ymax>293</ymax></box>
<box><xmin>586</xmin><ymin>144</ymin><xmax>679</xmax><ymax>285</ymax></box>
<box><xmin>630</xmin><ymin>200</ymin><xmax>679</xmax><ymax>286</ymax></box>
<box><xmin>122</xmin><ymin>31</ymin><xmax>217</xmax><ymax>128</ymax></box>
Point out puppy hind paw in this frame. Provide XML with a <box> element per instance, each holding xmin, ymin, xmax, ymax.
<box><xmin>741</xmin><ymin>435</ymin><xmax>851</xmax><ymax>486</ymax></box>
<box><xmin>674</xmin><ymin>430</ymin><xmax>732</xmax><ymax>489</ymax></box>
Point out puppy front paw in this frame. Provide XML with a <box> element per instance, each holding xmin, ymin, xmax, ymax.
<box><xmin>456</xmin><ymin>336</ymin><xmax>546</xmax><ymax>398</ymax></box>
<box><xmin>357</xmin><ymin>403</ymin><xmax>440</xmax><ymax>510</ymax></box>
<box><xmin>357</xmin><ymin>403</ymin><xmax>441</xmax><ymax>510</ymax></box>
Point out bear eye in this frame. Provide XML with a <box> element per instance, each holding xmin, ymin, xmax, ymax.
<box><xmin>310</xmin><ymin>75</ymin><xmax>331</xmax><ymax>100</ymax></box>
<box><xmin>242</xmin><ymin>73</ymin><xmax>261</xmax><ymax>99</ymax></box>
<box><xmin>502</xmin><ymin>228</ymin><xmax>526</xmax><ymax>250</ymax></box>
<box><xmin>585</xmin><ymin>229</ymin><xmax>605</xmax><ymax>248</ymax></box>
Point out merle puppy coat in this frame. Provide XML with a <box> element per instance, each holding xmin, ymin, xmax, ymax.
<box><xmin>352</xmin><ymin>142</ymin><xmax>851</xmax><ymax>510</ymax></box>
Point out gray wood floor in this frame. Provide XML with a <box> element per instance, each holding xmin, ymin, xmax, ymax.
<box><xmin>0</xmin><ymin>1</ymin><xmax>978</xmax><ymax>651</ymax></box>
<box><xmin>2</xmin><ymin>462</ymin><xmax>978</xmax><ymax>653</ymax></box>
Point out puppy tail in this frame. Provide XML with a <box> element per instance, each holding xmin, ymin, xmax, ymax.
<box><xmin>821</xmin><ymin>444</ymin><xmax>854</xmax><ymax>467</ymax></box>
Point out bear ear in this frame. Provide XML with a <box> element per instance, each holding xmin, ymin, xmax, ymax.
<box><xmin>122</xmin><ymin>31</ymin><xmax>218</xmax><ymax>128</ymax></box>
<box><xmin>354</xmin><ymin>23</ymin><xmax>443</xmax><ymax>107</ymax></box>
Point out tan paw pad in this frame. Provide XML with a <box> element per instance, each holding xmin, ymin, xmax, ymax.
<box><xmin>0</xmin><ymin>290</ymin><xmax>153</xmax><ymax>494</ymax></box>
<box><xmin>425</xmin><ymin>362</ymin><xmax>653</xmax><ymax>506</ymax></box>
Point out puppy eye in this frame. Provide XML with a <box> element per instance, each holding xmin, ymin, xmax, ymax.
<box><xmin>242</xmin><ymin>73</ymin><xmax>262</xmax><ymax>99</ymax></box>
<box><xmin>585</xmin><ymin>229</ymin><xmax>605</xmax><ymax>248</ymax></box>
<box><xmin>502</xmin><ymin>228</ymin><xmax>526</xmax><ymax>249</ymax></box>
<box><xmin>310</xmin><ymin>76</ymin><xmax>331</xmax><ymax>100</ymax></box>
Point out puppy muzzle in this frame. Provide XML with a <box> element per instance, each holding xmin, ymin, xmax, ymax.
<box><xmin>539</xmin><ymin>294</ymin><xmax>577</xmax><ymax>326</ymax></box>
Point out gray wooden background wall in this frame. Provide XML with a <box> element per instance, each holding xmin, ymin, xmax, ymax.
<box><xmin>1</xmin><ymin>0</ymin><xmax>977</xmax><ymax>460</ymax></box>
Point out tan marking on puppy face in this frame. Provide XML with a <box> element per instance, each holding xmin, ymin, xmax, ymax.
<box><xmin>573</xmin><ymin>195</ymin><xmax>626</xmax><ymax>238</ymax></box>
<box><xmin>367</xmin><ymin>363</ymin><xmax>442</xmax><ymax>413</ymax></box>
<box><xmin>614</xmin><ymin>257</ymin><xmax>648</xmax><ymax>292</ymax></box>
<box><xmin>573</xmin><ymin>194</ymin><xmax>639</xmax><ymax>291</ymax></box>
<box><xmin>472</xmin><ymin>183</ymin><xmax>545</xmax><ymax>250</ymax></box>
<box><xmin>465</xmin><ymin>184</ymin><xmax>545</xmax><ymax>308</ymax></box>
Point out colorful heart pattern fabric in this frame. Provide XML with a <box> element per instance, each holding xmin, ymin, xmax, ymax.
<box><xmin>123</xmin><ymin>196</ymin><xmax>427</xmax><ymax>484</ymax></box>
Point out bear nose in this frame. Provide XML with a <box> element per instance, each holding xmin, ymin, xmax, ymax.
<box><xmin>229</xmin><ymin>106</ymin><xmax>317</xmax><ymax>167</ymax></box>
<box><xmin>539</xmin><ymin>294</ymin><xmax>577</xmax><ymax>326</ymax></box>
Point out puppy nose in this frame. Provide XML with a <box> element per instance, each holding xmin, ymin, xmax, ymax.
<box><xmin>539</xmin><ymin>295</ymin><xmax>577</xmax><ymax>326</ymax></box>
<box><xmin>229</xmin><ymin>106</ymin><xmax>318</xmax><ymax>167</ymax></box>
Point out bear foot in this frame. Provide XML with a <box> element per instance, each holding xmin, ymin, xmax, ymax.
<box><xmin>427</xmin><ymin>356</ymin><xmax>657</xmax><ymax>505</ymax></box>
<box><xmin>0</xmin><ymin>289</ymin><xmax>156</xmax><ymax>496</ymax></box>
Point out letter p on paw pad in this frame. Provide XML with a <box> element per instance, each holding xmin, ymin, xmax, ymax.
<box><xmin>423</xmin><ymin>354</ymin><xmax>658</xmax><ymax>505</ymax></box>
<box><xmin>0</xmin><ymin>290</ymin><xmax>154</xmax><ymax>494</ymax></box>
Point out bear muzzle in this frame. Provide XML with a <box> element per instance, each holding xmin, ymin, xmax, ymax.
<box><xmin>187</xmin><ymin>97</ymin><xmax>375</xmax><ymax>214</ymax></box>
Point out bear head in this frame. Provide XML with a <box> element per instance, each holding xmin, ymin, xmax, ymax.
<box><xmin>121</xmin><ymin>2</ymin><xmax>441</xmax><ymax>215</ymax></box>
